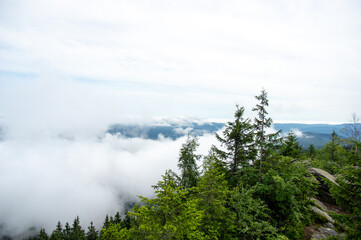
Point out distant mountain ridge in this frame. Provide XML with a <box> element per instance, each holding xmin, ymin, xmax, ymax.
<box><xmin>107</xmin><ymin>121</ymin><xmax>224</xmax><ymax>140</ymax></box>
<box><xmin>272</xmin><ymin>123</ymin><xmax>347</xmax><ymax>136</ymax></box>
<box><xmin>273</xmin><ymin>123</ymin><xmax>348</xmax><ymax>148</ymax></box>
<box><xmin>107</xmin><ymin>122</ymin><xmax>353</xmax><ymax>149</ymax></box>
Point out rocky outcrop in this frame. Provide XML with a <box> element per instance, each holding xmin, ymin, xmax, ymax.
<box><xmin>310</xmin><ymin>226</ymin><xmax>341</xmax><ymax>239</ymax></box>
<box><xmin>308</xmin><ymin>167</ymin><xmax>338</xmax><ymax>186</ymax></box>
<box><xmin>308</xmin><ymin>167</ymin><xmax>338</xmax><ymax>204</ymax></box>
<box><xmin>311</xmin><ymin>206</ymin><xmax>335</xmax><ymax>223</ymax></box>
<box><xmin>305</xmin><ymin>169</ymin><xmax>346</xmax><ymax>239</ymax></box>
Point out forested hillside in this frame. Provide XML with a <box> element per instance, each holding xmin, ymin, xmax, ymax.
<box><xmin>18</xmin><ymin>90</ymin><xmax>361</xmax><ymax>240</ymax></box>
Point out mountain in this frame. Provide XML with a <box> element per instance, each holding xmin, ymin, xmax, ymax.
<box><xmin>107</xmin><ymin>121</ymin><xmax>224</xmax><ymax>140</ymax></box>
<box><xmin>107</xmin><ymin>121</ymin><xmax>353</xmax><ymax>149</ymax></box>
<box><xmin>273</xmin><ymin>123</ymin><xmax>348</xmax><ymax>148</ymax></box>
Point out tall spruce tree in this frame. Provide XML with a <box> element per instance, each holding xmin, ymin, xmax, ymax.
<box><xmin>50</xmin><ymin>221</ymin><xmax>64</xmax><ymax>240</ymax></box>
<box><xmin>86</xmin><ymin>222</ymin><xmax>98</xmax><ymax>240</ymax></box>
<box><xmin>215</xmin><ymin>105</ymin><xmax>255</xmax><ymax>186</ymax></box>
<box><xmin>307</xmin><ymin>144</ymin><xmax>316</xmax><ymax>160</ymax></box>
<box><xmin>196</xmin><ymin>150</ymin><xmax>234</xmax><ymax>239</ymax></box>
<box><xmin>281</xmin><ymin>131</ymin><xmax>302</xmax><ymax>159</ymax></box>
<box><xmin>177</xmin><ymin>136</ymin><xmax>201</xmax><ymax>189</ymax></box>
<box><xmin>63</xmin><ymin>222</ymin><xmax>71</xmax><ymax>240</ymax></box>
<box><xmin>252</xmin><ymin>89</ymin><xmax>280</xmax><ymax>182</ymax></box>
<box><xmin>38</xmin><ymin>228</ymin><xmax>49</xmax><ymax>240</ymax></box>
<box><xmin>70</xmin><ymin>216</ymin><xmax>86</xmax><ymax>240</ymax></box>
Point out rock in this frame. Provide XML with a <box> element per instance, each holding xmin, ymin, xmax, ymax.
<box><xmin>324</xmin><ymin>222</ymin><xmax>335</xmax><ymax>229</ymax></box>
<box><xmin>310</xmin><ymin>198</ymin><xmax>328</xmax><ymax>212</ymax></box>
<box><xmin>311</xmin><ymin>206</ymin><xmax>335</xmax><ymax>223</ymax></box>
<box><xmin>308</xmin><ymin>167</ymin><xmax>338</xmax><ymax>186</ymax></box>
<box><xmin>308</xmin><ymin>167</ymin><xmax>338</xmax><ymax>204</ymax></box>
<box><xmin>311</xmin><ymin>226</ymin><xmax>339</xmax><ymax>239</ymax></box>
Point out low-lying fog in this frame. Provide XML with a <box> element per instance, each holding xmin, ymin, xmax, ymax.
<box><xmin>0</xmin><ymin>125</ymin><xmax>218</xmax><ymax>237</ymax></box>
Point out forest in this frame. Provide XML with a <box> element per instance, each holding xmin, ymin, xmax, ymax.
<box><xmin>19</xmin><ymin>90</ymin><xmax>361</xmax><ymax>240</ymax></box>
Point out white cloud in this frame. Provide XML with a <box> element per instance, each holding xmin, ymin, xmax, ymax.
<box><xmin>0</xmin><ymin>128</ymin><xmax>218</xmax><ymax>236</ymax></box>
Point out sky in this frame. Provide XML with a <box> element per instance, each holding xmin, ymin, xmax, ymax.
<box><xmin>0</xmin><ymin>0</ymin><xmax>360</xmax><ymax>126</ymax></box>
<box><xmin>0</xmin><ymin>0</ymin><xmax>361</xmax><ymax>237</ymax></box>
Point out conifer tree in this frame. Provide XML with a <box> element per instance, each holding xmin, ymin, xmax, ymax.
<box><xmin>63</xmin><ymin>222</ymin><xmax>71</xmax><ymax>240</ymax></box>
<box><xmin>196</xmin><ymin>151</ymin><xmax>234</xmax><ymax>239</ymax></box>
<box><xmin>102</xmin><ymin>215</ymin><xmax>110</xmax><ymax>230</ymax></box>
<box><xmin>307</xmin><ymin>144</ymin><xmax>316</xmax><ymax>160</ymax></box>
<box><xmin>114</xmin><ymin>212</ymin><xmax>121</xmax><ymax>224</ymax></box>
<box><xmin>86</xmin><ymin>222</ymin><xmax>98</xmax><ymax>240</ymax></box>
<box><xmin>177</xmin><ymin>136</ymin><xmax>201</xmax><ymax>189</ymax></box>
<box><xmin>215</xmin><ymin>105</ymin><xmax>255</xmax><ymax>186</ymax></box>
<box><xmin>252</xmin><ymin>88</ymin><xmax>280</xmax><ymax>182</ymax></box>
<box><xmin>38</xmin><ymin>228</ymin><xmax>49</xmax><ymax>240</ymax></box>
<box><xmin>70</xmin><ymin>216</ymin><xmax>86</xmax><ymax>240</ymax></box>
<box><xmin>50</xmin><ymin>221</ymin><xmax>64</xmax><ymax>240</ymax></box>
<box><xmin>281</xmin><ymin>131</ymin><xmax>302</xmax><ymax>159</ymax></box>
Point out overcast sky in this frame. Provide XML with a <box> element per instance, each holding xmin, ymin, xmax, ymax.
<box><xmin>0</xmin><ymin>0</ymin><xmax>360</xmax><ymax>127</ymax></box>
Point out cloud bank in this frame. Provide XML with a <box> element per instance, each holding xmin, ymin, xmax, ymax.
<box><xmin>0</xmin><ymin>126</ymin><xmax>218</xmax><ymax>237</ymax></box>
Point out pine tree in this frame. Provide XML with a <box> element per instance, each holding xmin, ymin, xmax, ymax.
<box><xmin>38</xmin><ymin>228</ymin><xmax>49</xmax><ymax>240</ymax></box>
<box><xmin>177</xmin><ymin>136</ymin><xmax>201</xmax><ymax>189</ymax></box>
<box><xmin>70</xmin><ymin>216</ymin><xmax>86</xmax><ymax>240</ymax></box>
<box><xmin>103</xmin><ymin>215</ymin><xmax>110</xmax><ymax>230</ymax></box>
<box><xmin>86</xmin><ymin>222</ymin><xmax>98</xmax><ymax>240</ymax></box>
<box><xmin>307</xmin><ymin>144</ymin><xmax>316</xmax><ymax>160</ymax></box>
<box><xmin>50</xmin><ymin>221</ymin><xmax>64</xmax><ymax>240</ymax></box>
<box><xmin>252</xmin><ymin>88</ymin><xmax>281</xmax><ymax>182</ymax></box>
<box><xmin>114</xmin><ymin>212</ymin><xmax>121</xmax><ymax>224</ymax></box>
<box><xmin>196</xmin><ymin>151</ymin><xmax>234</xmax><ymax>239</ymax></box>
<box><xmin>215</xmin><ymin>105</ymin><xmax>255</xmax><ymax>186</ymax></box>
<box><xmin>281</xmin><ymin>131</ymin><xmax>302</xmax><ymax>159</ymax></box>
<box><xmin>63</xmin><ymin>222</ymin><xmax>71</xmax><ymax>240</ymax></box>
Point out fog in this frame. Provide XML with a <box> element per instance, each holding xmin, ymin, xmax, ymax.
<box><xmin>0</xmin><ymin>121</ymin><xmax>218</xmax><ymax>237</ymax></box>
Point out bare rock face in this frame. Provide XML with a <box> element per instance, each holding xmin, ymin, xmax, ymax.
<box><xmin>311</xmin><ymin>206</ymin><xmax>335</xmax><ymax>223</ymax></box>
<box><xmin>308</xmin><ymin>167</ymin><xmax>338</xmax><ymax>204</ymax></box>
<box><xmin>308</xmin><ymin>168</ymin><xmax>338</xmax><ymax>185</ymax></box>
<box><xmin>310</xmin><ymin>226</ymin><xmax>339</xmax><ymax>239</ymax></box>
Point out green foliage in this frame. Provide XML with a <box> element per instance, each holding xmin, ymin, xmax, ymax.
<box><xmin>255</xmin><ymin>156</ymin><xmax>316</xmax><ymax>239</ymax></box>
<box><xmin>253</xmin><ymin>88</ymin><xmax>281</xmax><ymax>183</ymax></box>
<box><xmin>86</xmin><ymin>222</ymin><xmax>98</xmax><ymax>240</ymax></box>
<box><xmin>214</xmin><ymin>105</ymin><xmax>255</xmax><ymax>186</ymax></box>
<box><xmin>70</xmin><ymin>216</ymin><xmax>86</xmax><ymax>240</ymax></box>
<box><xmin>63</xmin><ymin>222</ymin><xmax>71</xmax><ymax>240</ymax></box>
<box><xmin>280</xmin><ymin>131</ymin><xmax>302</xmax><ymax>159</ymax></box>
<box><xmin>312</xmin><ymin>131</ymin><xmax>349</xmax><ymax>174</ymax></box>
<box><xmin>100</xmin><ymin>223</ymin><xmax>131</xmax><ymax>240</ymax></box>
<box><xmin>328</xmin><ymin>212</ymin><xmax>360</xmax><ymax>239</ymax></box>
<box><xmin>178</xmin><ymin>136</ymin><xmax>201</xmax><ymax>189</ymax></box>
<box><xmin>330</xmin><ymin>165</ymin><xmax>361</xmax><ymax>237</ymax></box>
<box><xmin>196</xmin><ymin>152</ymin><xmax>234</xmax><ymax>239</ymax></box>
<box><xmin>230</xmin><ymin>186</ymin><xmax>279</xmax><ymax>239</ymax></box>
<box><xmin>38</xmin><ymin>228</ymin><xmax>49</xmax><ymax>240</ymax></box>
<box><xmin>307</xmin><ymin>144</ymin><xmax>316</xmax><ymax>160</ymax></box>
<box><xmin>50</xmin><ymin>222</ymin><xmax>64</xmax><ymax>240</ymax></box>
<box><xmin>129</xmin><ymin>171</ymin><xmax>205</xmax><ymax>239</ymax></box>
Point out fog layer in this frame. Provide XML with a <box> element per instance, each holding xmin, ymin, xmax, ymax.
<box><xmin>0</xmin><ymin>127</ymin><xmax>217</xmax><ymax>236</ymax></box>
